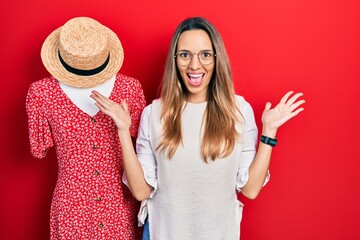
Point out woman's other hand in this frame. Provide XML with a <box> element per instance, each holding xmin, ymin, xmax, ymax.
<box><xmin>261</xmin><ymin>91</ymin><xmax>305</xmax><ymax>137</ymax></box>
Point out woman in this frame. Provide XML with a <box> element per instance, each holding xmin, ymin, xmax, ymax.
<box><xmin>91</xmin><ymin>17</ymin><xmax>305</xmax><ymax>240</ymax></box>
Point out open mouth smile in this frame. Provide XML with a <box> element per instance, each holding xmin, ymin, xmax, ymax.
<box><xmin>187</xmin><ymin>73</ymin><xmax>204</xmax><ymax>86</ymax></box>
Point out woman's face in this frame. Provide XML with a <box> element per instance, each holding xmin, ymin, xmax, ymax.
<box><xmin>176</xmin><ymin>29</ymin><xmax>215</xmax><ymax>103</ymax></box>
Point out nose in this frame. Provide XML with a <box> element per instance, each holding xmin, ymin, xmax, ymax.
<box><xmin>189</xmin><ymin>53</ymin><xmax>201</xmax><ymax>70</ymax></box>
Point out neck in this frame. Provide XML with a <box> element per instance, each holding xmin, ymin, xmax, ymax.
<box><xmin>59</xmin><ymin>75</ymin><xmax>116</xmax><ymax>116</ymax></box>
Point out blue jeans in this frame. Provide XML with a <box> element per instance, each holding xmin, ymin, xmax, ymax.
<box><xmin>142</xmin><ymin>216</ymin><xmax>150</xmax><ymax>240</ymax></box>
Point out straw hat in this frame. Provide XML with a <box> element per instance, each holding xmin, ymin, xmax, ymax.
<box><xmin>41</xmin><ymin>17</ymin><xmax>123</xmax><ymax>88</ymax></box>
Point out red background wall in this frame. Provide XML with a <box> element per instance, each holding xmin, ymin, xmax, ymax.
<box><xmin>1</xmin><ymin>0</ymin><xmax>359</xmax><ymax>239</ymax></box>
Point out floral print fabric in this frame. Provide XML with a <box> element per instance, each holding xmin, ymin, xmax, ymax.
<box><xmin>26</xmin><ymin>73</ymin><xmax>146</xmax><ymax>239</ymax></box>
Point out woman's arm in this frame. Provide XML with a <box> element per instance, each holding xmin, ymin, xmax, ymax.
<box><xmin>91</xmin><ymin>90</ymin><xmax>153</xmax><ymax>201</ymax></box>
<box><xmin>241</xmin><ymin>91</ymin><xmax>305</xmax><ymax>199</ymax></box>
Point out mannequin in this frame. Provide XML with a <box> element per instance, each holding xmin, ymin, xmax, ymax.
<box><xmin>26</xmin><ymin>17</ymin><xmax>145</xmax><ymax>239</ymax></box>
<box><xmin>59</xmin><ymin>75</ymin><xmax>115</xmax><ymax>116</ymax></box>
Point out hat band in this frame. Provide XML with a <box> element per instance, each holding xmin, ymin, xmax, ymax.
<box><xmin>58</xmin><ymin>50</ymin><xmax>110</xmax><ymax>76</ymax></box>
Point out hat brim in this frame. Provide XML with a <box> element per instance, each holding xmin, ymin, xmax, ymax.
<box><xmin>41</xmin><ymin>25</ymin><xmax>123</xmax><ymax>88</ymax></box>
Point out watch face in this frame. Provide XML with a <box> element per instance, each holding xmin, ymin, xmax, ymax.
<box><xmin>261</xmin><ymin>135</ymin><xmax>277</xmax><ymax>147</ymax></box>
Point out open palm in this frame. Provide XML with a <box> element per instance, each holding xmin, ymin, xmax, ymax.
<box><xmin>262</xmin><ymin>91</ymin><xmax>305</xmax><ymax>131</ymax></box>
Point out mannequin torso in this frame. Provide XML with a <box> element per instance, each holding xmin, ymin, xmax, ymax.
<box><xmin>59</xmin><ymin>75</ymin><xmax>116</xmax><ymax>116</ymax></box>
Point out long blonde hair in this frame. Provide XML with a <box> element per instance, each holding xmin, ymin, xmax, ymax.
<box><xmin>157</xmin><ymin>17</ymin><xmax>242</xmax><ymax>161</ymax></box>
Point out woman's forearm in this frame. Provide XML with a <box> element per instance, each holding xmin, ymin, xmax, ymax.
<box><xmin>241</xmin><ymin>142</ymin><xmax>272</xmax><ymax>199</ymax></box>
<box><xmin>241</xmin><ymin>128</ymin><xmax>276</xmax><ymax>199</ymax></box>
<box><xmin>118</xmin><ymin>129</ymin><xmax>153</xmax><ymax>201</ymax></box>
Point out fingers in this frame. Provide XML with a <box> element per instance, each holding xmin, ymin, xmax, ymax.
<box><xmin>91</xmin><ymin>90</ymin><xmax>108</xmax><ymax>103</ymax></box>
<box><xmin>94</xmin><ymin>102</ymin><xmax>108</xmax><ymax>113</ymax></box>
<box><xmin>279</xmin><ymin>91</ymin><xmax>305</xmax><ymax>112</ymax></box>
<box><xmin>264</xmin><ymin>102</ymin><xmax>272</xmax><ymax>111</ymax></box>
<box><xmin>91</xmin><ymin>90</ymin><xmax>112</xmax><ymax>110</ymax></box>
<box><xmin>92</xmin><ymin>90</ymin><xmax>118</xmax><ymax>109</ymax></box>
<box><xmin>280</xmin><ymin>91</ymin><xmax>294</xmax><ymax>104</ymax></box>
<box><xmin>286</xmin><ymin>92</ymin><xmax>305</xmax><ymax>116</ymax></box>
<box><xmin>120</xmin><ymin>100</ymin><xmax>129</xmax><ymax>113</ymax></box>
<box><xmin>286</xmin><ymin>92</ymin><xmax>304</xmax><ymax>106</ymax></box>
<box><xmin>289</xmin><ymin>99</ymin><xmax>306</xmax><ymax>112</ymax></box>
<box><xmin>90</xmin><ymin>93</ymin><xmax>106</xmax><ymax>112</ymax></box>
<box><xmin>280</xmin><ymin>91</ymin><xmax>303</xmax><ymax>103</ymax></box>
<box><xmin>91</xmin><ymin>90</ymin><xmax>129</xmax><ymax>115</ymax></box>
<box><xmin>291</xmin><ymin>107</ymin><xmax>304</xmax><ymax>118</ymax></box>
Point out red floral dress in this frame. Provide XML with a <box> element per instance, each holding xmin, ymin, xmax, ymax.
<box><xmin>26</xmin><ymin>73</ymin><xmax>146</xmax><ymax>239</ymax></box>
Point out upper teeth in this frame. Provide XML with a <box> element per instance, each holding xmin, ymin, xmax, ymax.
<box><xmin>188</xmin><ymin>74</ymin><xmax>202</xmax><ymax>77</ymax></box>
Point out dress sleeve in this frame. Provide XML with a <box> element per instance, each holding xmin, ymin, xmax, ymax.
<box><xmin>128</xmin><ymin>78</ymin><xmax>147</xmax><ymax>138</ymax></box>
<box><xmin>123</xmin><ymin>105</ymin><xmax>158</xmax><ymax>197</ymax></box>
<box><xmin>25</xmin><ymin>83</ymin><xmax>54</xmax><ymax>158</ymax></box>
<box><xmin>236</xmin><ymin>98</ymin><xmax>270</xmax><ymax>191</ymax></box>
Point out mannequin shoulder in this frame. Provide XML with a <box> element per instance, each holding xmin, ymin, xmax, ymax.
<box><xmin>116</xmin><ymin>73</ymin><xmax>143</xmax><ymax>88</ymax></box>
<box><xmin>30</xmin><ymin>76</ymin><xmax>58</xmax><ymax>88</ymax></box>
<box><xmin>28</xmin><ymin>76</ymin><xmax>58</xmax><ymax>95</ymax></box>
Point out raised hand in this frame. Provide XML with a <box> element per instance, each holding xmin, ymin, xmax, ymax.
<box><xmin>261</xmin><ymin>91</ymin><xmax>305</xmax><ymax>136</ymax></box>
<box><xmin>90</xmin><ymin>90</ymin><xmax>131</xmax><ymax>132</ymax></box>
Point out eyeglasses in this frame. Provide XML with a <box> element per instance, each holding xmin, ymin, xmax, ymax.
<box><xmin>174</xmin><ymin>50</ymin><xmax>216</xmax><ymax>66</ymax></box>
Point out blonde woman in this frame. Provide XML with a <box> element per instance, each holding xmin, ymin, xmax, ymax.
<box><xmin>91</xmin><ymin>17</ymin><xmax>305</xmax><ymax>240</ymax></box>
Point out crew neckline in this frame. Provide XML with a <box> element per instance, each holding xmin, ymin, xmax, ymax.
<box><xmin>185</xmin><ymin>101</ymin><xmax>207</xmax><ymax>105</ymax></box>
